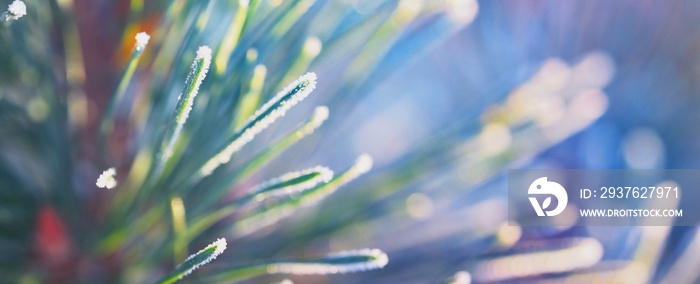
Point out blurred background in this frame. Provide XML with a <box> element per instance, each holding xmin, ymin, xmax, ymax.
<box><xmin>1</xmin><ymin>0</ymin><xmax>700</xmax><ymax>283</ymax></box>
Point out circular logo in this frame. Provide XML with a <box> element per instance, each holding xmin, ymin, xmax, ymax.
<box><xmin>528</xmin><ymin>177</ymin><xmax>568</xmax><ymax>216</ymax></box>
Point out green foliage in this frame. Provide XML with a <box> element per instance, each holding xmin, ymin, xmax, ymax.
<box><xmin>0</xmin><ymin>0</ymin><xmax>482</xmax><ymax>283</ymax></box>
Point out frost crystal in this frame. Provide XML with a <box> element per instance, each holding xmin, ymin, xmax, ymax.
<box><xmin>196</xmin><ymin>45</ymin><xmax>212</xmax><ymax>59</ymax></box>
<box><xmin>4</xmin><ymin>0</ymin><xmax>26</xmax><ymax>21</ymax></box>
<box><xmin>96</xmin><ymin>167</ymin><xmax>117</xmax><ymax>189</ymax></box>
<box><xmin>134</xmin><ymin>32</ymin><xmax>150</xmax><ymax>52</ymax></box>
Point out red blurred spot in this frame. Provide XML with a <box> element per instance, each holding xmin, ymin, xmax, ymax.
<box><xmin>34</xmin><ymin>205</ymin><xmax>71</xmax><ymax>263</ymax></box>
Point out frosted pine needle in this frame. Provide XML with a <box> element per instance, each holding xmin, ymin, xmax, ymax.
<box><xmin>200</xmin><ymin>72</ymin><xmax>317</xmax><ymax>176</ymax></box>
<box><xmin>160</xmin><ymin>45</ymin><xmax>212</xmax><ymax>162</ymax></box>
<box><xmin>233</xmin><ymin>154</ymin><xmax>374</xmax><ymax>236</ymax></box>
<box><xmin>268</xmin><ymin>249</ymin><xmax>389</xmax><ymax>275</ymax></box>
<box><xmin>134</xmin><ymin>32</ymin><xmax>151</xmax><ymax>52</ymax></box>
<box><xmin>180</xmin><ymin>238</ymin><xmax>227</xmax><ymax>278</ymax></box>
<box><xmin>3</xmin><ymin>0</ymin><xmax>26</xmax><ymax>21</ymax></box>
<box><xmin>156</xmin><ymin>238</ymin><xmax>227</xmax><ymax>284</ymax></box>
<box><xmin>248</xmin><ymin>166</ymin><xmax>333</xmax><ymax>202</ymax></box>
<box><xmin>96</xmin><ymin>167</ymin><xmax>117</xmax><ymax>189</ymax></box>
<box><xmin>212</xmin><ymin>249</ymin><xmax>388</xmax><ymax>282</ymax></box>
<box><xmin>287</xmin><ymin>154</ymin><xmax>373</xmax><ymax>207</ymax></box>
<box><xmin>177</xmin><ymin>46</ymin><xmax>212</xmax><ymax>126</ymax></box>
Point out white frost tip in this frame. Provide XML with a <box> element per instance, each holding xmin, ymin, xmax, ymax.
<box><xmin>271</xmin><ymin>249</ymin><xmax>388</xmax><ymax>275</ymax></box>
<box><xmin>303</xmin><ymin>37</ymin><xmax>322</xmax><ymax>58</ymax></box>
<box><xmin>179</xmin><ymin>238</ymin><xmax>227</xmax><ymax>279</ymax></box>
<box><xmin>311</xmin><ymin>106</ymin><xmax>329</xmax><ymax>126</ymax></box>
<box><xmin>96</xmin><ymin>167</ymin><xmax>117</xmax><ymax>189</ymax></box>
<box><xmin>296</xmin><ymin>106</ymin><xmax>329</xmax><ymax>136</ymax></box>
<box><xmin>317</xmin><ymin>166</ymin><xmax>334</xmax><ymax>183</ymax></box>
<box><xmin>448</xmin><ymin>271</ymin><xmax>472</xmax><ymax>284</ymax></box>
<box><xmin>354</xmin><ymin>154</ymin><xmax>373</xmax><ymax>174</ymax></box>
<box><xmin>196</xmin><ymin>46</ymin><xmax>212</xmax><ymax>60</ymax></box>
<box><xmin>5</xmin><ymin>0</ymin><xmax>26</xmax><ymax>20</ymax></box>
<box><xmin>211</xmin><ymin>237</ymin><xmax>227</xmax><ymax>256</ymax></box>
<box><xmin>446</xmin><ymin>0</ymin><xmax>479</xmax><ymax>26</ymax></box>
<box><xmin>302</xmin><ymin>72</ymin><xmax>317</xmax><ymax>89</ymax></box>
<box><xmin>134</xmin><ymin>32</ymin><xmax>150</xmax><ymax>52</ymax></box>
